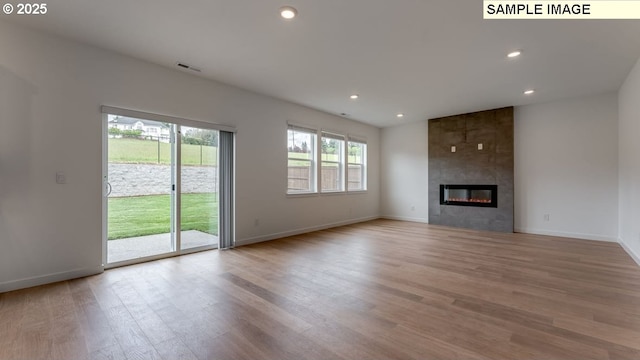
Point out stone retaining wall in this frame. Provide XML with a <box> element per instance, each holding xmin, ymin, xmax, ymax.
<box><xmin>108</xmin><ymin>163</ymin><xmax>217</xmax><ymax>197</ymax></box>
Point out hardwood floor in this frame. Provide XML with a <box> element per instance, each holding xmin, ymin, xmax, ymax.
<box><xmin>2</xmin><ymin>219</ymin><xmax>640</xmax><ymax>360</ymax></box>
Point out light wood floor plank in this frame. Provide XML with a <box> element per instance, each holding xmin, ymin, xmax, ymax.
<box><xmin>1</xmin><ymin>219</ymin><xmax>640</xmax><ymax>359</ymax></box>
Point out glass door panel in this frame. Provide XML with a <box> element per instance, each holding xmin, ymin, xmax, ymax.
<box><xmin>106</xmin><ymin>115</ymin><xmax>175</xmax><ymax>263</ymax></box>
<box><xmin>180</xmin><ymin>126</ymin><xmax>219</xmax><ymax>250</ymax></box>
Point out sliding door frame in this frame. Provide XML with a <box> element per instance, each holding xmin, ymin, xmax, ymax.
<box><xmin>101</xmin><ymin>106</ymin><xmax>235</xmax><ymax>269</ymax></box>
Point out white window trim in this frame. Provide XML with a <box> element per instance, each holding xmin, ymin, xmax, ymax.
<box><xmin>320</xmin><ymin>132</ymin><xmax>346</xmax><ymax>193</ymax></box>
<box><xmin>287</xmin><ymin>124</ymin><xmax>317</xmax><ymax>195</ymax></box>
<box><xmin>347</xmin><ymin>139</ymin><xmax>367</xmax><ymax>192</ymax></box>
<box><xmin>286</xmin><ymin>125</ymin><xmax>369</xmax><ymax>196</ymax></box>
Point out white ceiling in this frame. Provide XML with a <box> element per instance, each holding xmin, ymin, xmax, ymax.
<box><xmin>8</xmin><ymin>0</ymin><xmax>640</xmax><ymax>127</ymax></box>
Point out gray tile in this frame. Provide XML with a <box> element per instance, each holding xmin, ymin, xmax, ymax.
<box><xmin>428</xmin><ymin>107</ymin><xmax>514</xmax><ymax>233</ymax></box>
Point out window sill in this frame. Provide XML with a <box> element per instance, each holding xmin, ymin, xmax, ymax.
<box><xmin>286</xmin><ymin>192</ymin><xmax>319</xmax><ymax>198</ymax></box>
<box><xmin>286</xmin><ymin>190</ymin><xmax>368</xmax><ymax>198</ymax></box>
<box><xmin>320</xmin><ymin>190</ymin><xmax>346</xmax><ymax>196</ymax></box>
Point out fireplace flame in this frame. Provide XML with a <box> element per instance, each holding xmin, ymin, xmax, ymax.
<box><xmin>447</xmin><ymin>198</ymin><xmax>492</xmax><ymax>203</ymax></box>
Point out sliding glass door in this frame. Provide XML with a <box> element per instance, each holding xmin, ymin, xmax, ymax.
<box><xmin>180</xmin><ymin>126</ymin><xmax>219</xmax><ymax>250</ymax></box>
<box><xmin>103</xmin><ymin>110</ymin><xmax>228</xmax><ymax>267</ymax></box>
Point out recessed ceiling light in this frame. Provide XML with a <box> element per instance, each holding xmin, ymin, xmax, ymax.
<box><xmin>350</xmin><ymin>94</ymin><xmax>359</xmax><ymax>100</ymax></box>
<box><xmin>524</xmin><ymin>89</ymin><xmax>535</xmax><ymax>95</ymax></box>
<box><xmin>397</xmin><ymin>113</ymin><xmax>404</xmax><ymax>118</ymax></box>
<box><xmin>507</xmin><ymin>50</ymin><xmax>522</xmax><ymax>58</ymax></box>
<box><xmin>279</xmin><ymin>6</ymin><xmax>297</xmax><ymax>19</ymax></box>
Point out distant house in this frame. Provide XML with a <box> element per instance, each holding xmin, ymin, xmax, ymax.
<box><xmin>108</xmin><ymin>116</ymin><xmax>171</xmax><ymax>140</ymax></box>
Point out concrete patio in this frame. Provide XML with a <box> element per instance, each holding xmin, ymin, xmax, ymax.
<box><xmin>108</xmin><ymin>230</ymin><xmax>217</xmax><ymax>263</ymax></box>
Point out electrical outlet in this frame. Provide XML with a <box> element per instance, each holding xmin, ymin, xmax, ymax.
<box><xmin>411</xmin><ymin>205</ymin><xmax>415</xmax><ymax>211</ymax></box>
<box><xmin>543</xmin><ymin>214</ymin><xmax>550</xmax><ymax>222</ymax></box>
<box><xmin>254</xmin><ymin>218</ymin><xmax>259</xmax><ymax>227</ymax></box>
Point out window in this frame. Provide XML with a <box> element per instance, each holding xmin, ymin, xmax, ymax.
<box><xmin>348</xmin><ymin>139</ymin><xmax>367</xmax><ymax>191</ymax></box>
<box><xmin>321</xmin><ymin>132</ymin><xmax>345</xmax><ymax>192</ymax></box>
<box><xmin>287</xmin><ymin>125</ymin><xmax>316</xmax><ymax>194</ymax></box>
<box><xmin>286</xmin><ymin>125</ymin><xmax>366</xmax><ymax>195</ymax></box>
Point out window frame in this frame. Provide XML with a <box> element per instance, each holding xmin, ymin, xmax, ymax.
<box><xmin>286</xmin><ymin>123</ymin><xmax>368</xmax><ymax>196</ymax></box>
<box><xmin>287</xmin><ymin>124</ymin><xmax>317</xmax><ymax>195</ymax></box>
<box><xmin>320</xmin><ymin>131</ymin><xmax>346</xmax><ymax>193</ymax></box>
<box><xmin>347</xmin><ymin>138</ymin><xmax>367</xmax><ymax>192</ymax></box>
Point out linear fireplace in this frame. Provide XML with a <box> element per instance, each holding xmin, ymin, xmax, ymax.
<box><xmin>440</xmin><ymin>184</ymin><xmax>498</xmax><ymax>208</ymax></box>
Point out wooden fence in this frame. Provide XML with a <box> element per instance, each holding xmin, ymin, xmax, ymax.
<box><xmin>288</xmin><ymin>166</ymin><xmax>363</xmax><ymax>191</ymax></box>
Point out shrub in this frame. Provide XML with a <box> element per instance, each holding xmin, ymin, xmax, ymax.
<box><xmin>121</xmin><ymin>129</ymin><xmax>143</xmax><ymax>138</ymax></box>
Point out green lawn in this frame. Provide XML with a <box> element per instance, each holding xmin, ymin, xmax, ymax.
<box><xmin>108</xmin><ymin>138</ymin><xmax>217</xmax><ymax>166</ymax></box>
<box><xmin>108</xmin><ymin>193</ymin><xmax>218</xmax><ymax>240</ymax></box>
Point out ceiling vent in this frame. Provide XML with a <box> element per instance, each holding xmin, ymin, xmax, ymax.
<box><xmin>176</xmin><ymin>62</ymin><xmax>202</xmax><ymax>73</ymax></box>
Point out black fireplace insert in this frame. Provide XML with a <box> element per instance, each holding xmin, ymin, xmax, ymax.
<box><xmin>440</xmin><ymin>184</ymin><xmax>498</xmax><ymax>208</ymax></box>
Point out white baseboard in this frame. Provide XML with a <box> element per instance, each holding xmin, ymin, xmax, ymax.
<box><xmin>236</xmin><ymin>216</ymin><xmax>379</xmax><ymax>247</ymax></box>
<box><xmin>0</xmin><ymin>266</ymin><xmax>104</xmax><ymax>294</ymax></box>
<box><xmin>381</xmin><ymin>215</ymin><xmax>429</xmax><ymax>223</ymax></box>
<box><xmin>618</xmin><ymin>237</ymin><xmax>640</xmax><ymax>266</ymax></box>
<box><xmin>514</xmin><ymin>227</ymin><xmax>618</xmax><ymax>243</ymax></box>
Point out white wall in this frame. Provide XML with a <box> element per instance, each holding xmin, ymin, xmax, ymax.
<box><xmin>0</xmin><ymin>21</ymin><xmax>380</xmax><ymax>292</ymax></box>
<box><xmin>618</xmin><ymin>57</ymin><xmax>640</xmax><ymax>265</ymax></box>
<box><xmin>381</xmin><ymin>94</ymin><xmax>619</xmax><ymax>243</ymax></box>
<box><xmin>514</xmin><ymin>93</ymin><xmax>619</xmax><ymax>242</ymax></box>
<box><xmin>380</xmin><ymin>121</ymin><xmax>429</xmax><ymax>222</ymax></box>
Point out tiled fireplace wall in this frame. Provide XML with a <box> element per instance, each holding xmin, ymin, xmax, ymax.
<box><xmin>428</xmin><ymin>107</ymin><xmax>514</xmax><ymax>232</ymax></box>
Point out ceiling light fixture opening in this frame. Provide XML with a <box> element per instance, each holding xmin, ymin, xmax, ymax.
<box><xmin>350</xmin><ymin>94</ymin><xmax>359</xmax><ymax>100</ymax></box>
<box><xmin>524</xmin><ymin>89</ymin><xmax>535</xmax><ymax>95</ymax></box>
<box><xmin>397</xmin><ymin>113</ymin><xmax>404</xmax><ymax>118</ymax></box>
<box><xmin>279</xmin><ymin>6</ymin><xmax>298</xmax><ymax>19</ymax></box>
<box><xmin>507</xmin><ymin>50</ymin><xmax>522</xmax><ymax>58</ymax></box>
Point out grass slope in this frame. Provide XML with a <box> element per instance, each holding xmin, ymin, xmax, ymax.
<box><xmin>108</xmin><ymin>138</ymin><xmax>217</xmax><ymax>166</ymax></box>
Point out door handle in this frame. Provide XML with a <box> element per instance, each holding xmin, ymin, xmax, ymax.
<box><xmin>106</xmin><ymin>182</ymin><xmax>112</xmax><ymax>196</ymax></box>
